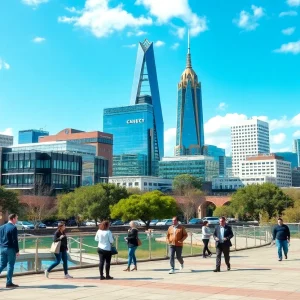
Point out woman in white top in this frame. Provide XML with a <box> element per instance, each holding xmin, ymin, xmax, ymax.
<box><xmin>202</xmin><ymin>221</ymin><xmax>212</xmax><ymax>258</ymax></box>
<box><xmin>95</xmin><ymin>220</ymin><xmax>114</xmax><ymax>280</ymax></box>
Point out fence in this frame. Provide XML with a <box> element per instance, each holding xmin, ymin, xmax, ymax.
<box><xmin>0</xmin><ymin>225</ymin><xmax>273</xmax><ymax>276</ymax></box>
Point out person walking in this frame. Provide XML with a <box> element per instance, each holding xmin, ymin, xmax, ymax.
<box><xmin>273</xmin><ymin>218</ymin><xmax>290</xmax><ymax>261</ymax></box>
<box><xmin>45</xmin><ymin>222</ymin><xmax>73</xmax><ymax>279</ymax></box>
<box><xmin>95</xmin><ymin>220</ymin><xmax>114</xmax><ymax>280</ymax></box>
<box><xmin>0</xmin><ymin>214</ymin><xmax>20</xmax><ymax>288</ymax></box>
<box><xmin>213</xmin><ymin>216</ymin><xmax>234</xmax><ymax>272</ymax></box>
<box><xmin>166</xmin><ymin>216</ymin><xmax>188</xmax><ymax>274</ymax></box>
<box><xmin>124</xmin><ymin>221</ymin><xmax>139</xmax><ymax>272</ymax></box>
<box><xmin>202</xmin><ymin>221</ymin><xmax>212</xmax><ymax>258</ymax></box>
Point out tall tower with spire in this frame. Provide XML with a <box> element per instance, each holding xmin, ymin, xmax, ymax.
<box><xmin>174</xmin><ymin>32</ymin><xmax>204</xmax><ymax>156</ymax></box>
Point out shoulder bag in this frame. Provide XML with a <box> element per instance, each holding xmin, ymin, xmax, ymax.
<box><xmin>50</xmin><ymin>241</ymin><xmax>61</xmax><ymax>254</ymax></box>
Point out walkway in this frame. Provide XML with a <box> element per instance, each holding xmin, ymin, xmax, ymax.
<box><xmin>1</xmin><ymin>240</ymin><xmax>300</xmax><ymax>300</ymax></box>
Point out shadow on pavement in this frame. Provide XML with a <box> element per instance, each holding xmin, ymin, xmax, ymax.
<box><xmin>81</xmin><ymin>277</ymin><xmax>163</xmax><ymax>281</ymax></box>
<box><xmin>16</xmin><ymin>284</ymin><xmax>97</xmax><ymax>289</ymax></box>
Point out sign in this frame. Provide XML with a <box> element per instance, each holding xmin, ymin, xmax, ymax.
<box><xmin>126</xmin><ymin>119</ymin><xmax>145</xmax><ymax>124</ymax></box>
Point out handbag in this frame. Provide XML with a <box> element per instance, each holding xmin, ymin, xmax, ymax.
<box><xmin>137</xmin><ymin>238</ymin><xmax>142</xmax><ymax>246</ymax></box>
<box><xmin>50</xmin><ymin>241</ymin><xmax>61</xmax><ymax>254</ymax></box>
<box><xmin>111</xmin><ymin>246</ymin><xmax>118</xmax><ymax>255</ymax></box>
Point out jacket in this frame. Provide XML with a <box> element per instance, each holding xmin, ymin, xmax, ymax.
<box><xmin>166</xmin><ymin>225</ymin><xmax>188</xmax><ymax>247</ymax></box>
<box><xmin>126</xmin><ymin>228</ymin><xmax>139</xmax><ymax>248</ymax></box>
<box><xmin>202</xmin><ymin>226</ymin><xmax>211</xmax><ymax>240</ymax></box>
<box><xmin>0</xmin><ymin>222</ymin><xmax>19</xmax><ymax>253</ymax></box>
<box><xmin>54</xmin><ymin>230</ymin><xmax>68</xmax><ymax>252</ymax></box>
<box><xmin>273</xmin><ymin>224</ymin><xmax>290</xmax><ymax>241</ymax></box>
<box><xmin>213</xmin><ymin>225</ymin><xmax>234</xmax><ymax>248</ymax></box>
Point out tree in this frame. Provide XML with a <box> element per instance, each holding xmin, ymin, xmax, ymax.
<box><xmin>230</xmin><ymin>183</ymin><xmax>294</xmax><ymax>221</ymax></box>
<box><xmin>0</xmin><ymin>186</ymin><xmax>20</xmax><ymax>215</ymax></box>
<box><xmin>110</xmin><ymin>190</ymin><xmax>178</xmax><ymax>228</ymax></box>
<box><xmin>58</xmin><ymin>183</ymin><xmax>129</xmax><ymax>225</ymax></box>
<box><xmin>173</xmin><ymin>174</ymin><xmax>202</xmax><ymax>196</ymax></box>
<box><xmin>213</xmin><ymin>205</ymin><xmax>234</xmax><ymax>218</ymax></box>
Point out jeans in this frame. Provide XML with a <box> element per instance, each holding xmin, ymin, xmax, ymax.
<box><xmin>0</xmin><ymin>247</ymin><xmax>16</xmax><ymax>285</ymax></box>
<box><xmin>202</xmin><ymin>239</ymin><xmax>212</xmax><ymax>256</ymax></box>
<box><xmin>98</xmin><ymin>248</ymin><xmax>112</xmax><ymax>277</ymax></box>
<box><xmin>276</xmin><ymin>239</ymin><xmax>288</xmax><ymax>259</ymax></box>
<box><xmin>169</xmin><ymin>246</ymin><xmax>183</xmax><ymax>269</ymax></box>
<box><xmin>128</xmin><ymin>246</ymin><xmax>137</xmax><ymax>267</ymax></box>
<box><xmin>47</xmin><ymin>250</ymin><xmax>68</xmax><ymax>275</ymax></box>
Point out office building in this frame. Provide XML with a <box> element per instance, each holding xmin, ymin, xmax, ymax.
<box><xmin>231</xmin><ymin>119</ymin><xmax>270</xmax><ymax>176</ymax></box>
<box><xmin>202</xmin><ymin>145</ymin><xmax>225</xmax><ymax>160</ymax></box>
<box><xmin>219</xmin><ymin>156</ymin><xmax>232</xmax><ymax>177</ymax></box>
<box><xmin>212</xmin><ymin>177</ymin><xmax>244</xmax><ymax>191</ymax></box>
<box><xmin>0</xmin><ymin>134</ymin><xmax>13</xmax><ymax>147</ymax></box>
<box><xmin>104</xmin><ymin>39</ymin><xmax>164</xmax><ymax>177</ymax></box>
<box><xmin>39</xmin><ymin>128</ymin><xmax>113</xmax><ymax>175</ymax></box>
<box><xmin>294</xmin><ymin>139</ymin><xmax>300</xmax><ymax>167</ymax></box>
<box><xmin>292</xmin><ymin>168</ymin><xmax>300</xmax><ymax>187</ymax></box>
<box><xmin>159</xmin><ymin>156</ymin><xmax>218</xmax><ymax>181</ymax></box>
<box><xmin>8</xmin><ymin>141</ymin><xmax>109</xmax><ymax>186</ymax></box>
<box><xmin>109</xmin><ymin>176</ymin><xmax>173</xmax><ymax>192</ymax></box>
<box><xmin>274</xmin><ymin>152</ymin><xmax>298</xmax><ymax>169</ymax></box>
<box><xmin>18</xmin><ymin>129</ymin><xmax>49</xmax><ymax>144</ymax></box>
<box><xmin>1</xmin><ymin>148</ymin><xmax>82</xmax><ymax>192</ymax></box>
<box><xmin>175</xmin><ymin>33</ymin><xmax>204</xmax><ymax>156</ymax></box>
<box><xmin>239</xmin><ymin>154</ymin><xmax>292</xmax><ymax>187</ymax></box>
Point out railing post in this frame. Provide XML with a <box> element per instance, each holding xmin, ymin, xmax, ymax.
<box><xmin>165</xmin><ymin>233</ymin><xmax>169</xmax><ymax>258</ymax></box>
<box><xmin>190</xmin><ymin>232</ymin><xmax>193</xmax><ymax>255</ymax></box>
<box><xmin>234</xmin><ymin>229</ymin><xmax>237</xmax><ymax>250</ymax></box>
<box><xmin>22</xmin><ymin>233</ymin><xmax>26</xmax><ymax>253</ymax></box>
<box><xmin>115</xmin><ymin>235</ymin><xmax>119</xmax><ymax>264</ymax></box>
<box><xmin>34</xmin><ymin>238</ymin><xmax>39</xmax><ymax>273</ymax></box>
<box><xmin>149</xmin><ymin>230</ymin><xmax>152</xmax><ymax>260</ymax></box>
<box><xmin>254</xmin><ymin>227</ymin><xmax>256</xmax><ymax>246</ymax></box>
<box><xmin>246</xmin><ymin>228</ymin><xmax>248</xmax><ymax>249</ymax></box>
<box><xmin>68</xmin><ymin>237</ymin><xmax>72</xmax><ymax>253</ymax></box>
<box><xmin>260</xmin><ymin>227</ymin><xmax>262</xmax><ymax>245</ymax></box>
<box><xmin>79</xmin><ymin>235</ymin><xmax>83</xmax><ymax>267</ymax></box>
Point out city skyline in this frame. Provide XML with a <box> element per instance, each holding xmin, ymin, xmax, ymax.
<box><xmin>1</xmin><ymin>0</ymin><xmax>300</xmax><ymax>156</ymax></box>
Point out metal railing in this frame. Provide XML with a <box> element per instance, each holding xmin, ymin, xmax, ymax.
<box><xmin>0</xmin><ymin>226</ymin><xmax>273</xmax><ymax>276</ymax></box>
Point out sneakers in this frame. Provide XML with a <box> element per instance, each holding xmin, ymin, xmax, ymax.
<box><xmin>169</xmin><ymin>269</ymin><xmax>175</xmax><ymax>274</ymax></box>
<box><xmin>6</xmin><ymin>283</ymin><xmax>19</xmax><ymax>288</ymax></box>
<box><xmin>180</xmin><ymin>264</ymin><xmax>184</xmax><ymax>270</ymax></box>
<box><xmin>278</xmin><ymin>258</ymin><xmax>282</xmax><ymax>261</ymax></box>
<box><xmin>64</xmin><ymin>274</ymin><xmax>73</xmax><ymax>279</ymax></box>
<box><xmin>44</xmin><ymin>270</ymin><xmax>49</xmax><ymax>278</ymax></box>
<box><xmin>285</xmin><ymin>255</ymin><xmax>288</xmax><ymax>259</ymax></box>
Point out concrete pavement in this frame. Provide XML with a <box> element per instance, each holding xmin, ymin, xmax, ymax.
<box><xmin>1</xmin><ymin>240</ymin><xmax>300</xmax><ymax>300</ymax></box>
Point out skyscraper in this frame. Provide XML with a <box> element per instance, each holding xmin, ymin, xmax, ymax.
<box><xmin>294</xmin><ymin>139</ymin><xmax>300</xmax><ymax>167</ymax></box>
<box><xmin>104</xmin><ymin>39</ymin><xmax>164</xmax><ymax>176</ymax></box>
<box><xmin>18</xmin><ymin>129</ymin><xmax>49</xmax><ymax>144</ymax></box>
<box><xmin>175</xmin><ymin>33</ymin><xmax>204</xmax><ymax>156</ymax></box>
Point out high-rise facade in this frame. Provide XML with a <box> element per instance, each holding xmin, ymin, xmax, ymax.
<box><xmin>274</xmin><ymin>151</ymin><xmax>298</xmax><ymax>169</ymax></box>
<box><xmin>0</xmin><ymin>134</ymin><xmax>13</xmax><ymax>147</ymax></box>
<box><xmin>231</xmin><ymin>119</ymin><xmax>270</xmax><ymax>176</ymax></box>
<box><xmin>175</xmin><ymin>34</ymin><xmax>204</xmax><ymax>156</ymax></box>
<box><xmin>104</xmin><ymin>39</ymin><xmax>164</xmax><ymax>177</ymax></box>
<box><xmin>18</xmin><ymin>129</ymin><xmax>49</xmax><ymax>144</ymax></box>
<box><xmin>294</xmin><ymin>139</ymin><xmax>300</xmax><ymax>167</ymax></box>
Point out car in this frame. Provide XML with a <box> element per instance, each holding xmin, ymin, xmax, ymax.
<box><xmin>226</xmin><ymin>218</ymin><xmax>237</xmax><ymax>223</ymax></box>
<box><xmin>16</xmin><ymin>221</ymin><xmax>35</xmax><ymax>230</ymax></box>
<box><xmin>150</xmin><ymin>219</ymin><xmax>160</xmax><ymax>226</ymax></box>
<box><xmin>132</xmin><ymin>220</ymin><xmax>146</xmax><ymax>226</ymax></box>
<box><xmin>111</xmin><ymin>220</ymin><xmax>124</xmax><ymax>226</ymax></box>
<box><xmin>156</xmin><ymin>219</ymin><xmax>173</xmax><ymax>226</ymax></box>
<box><xmin>188</xmin><ymin>218</ymin><xmax>203</xmax><ymax>225</ymax></box>
<box><xmin>66</xmin><ymin>219</ymin><xmax>77</xmax><ymax>227</ymax></box>
<box><xmin>85</xmin><ymin>221</ymin><xmax>96</xmax><ymax>226</ymax></box>
<box><xmin>202</xmin><ymin>217</ymin><xmax>220</xmax><ymax>225</ymax></box>
<box><xmin>33</xmin><ymin>222</ymin><xmax>46</xmax><ymax>229</ymax></box>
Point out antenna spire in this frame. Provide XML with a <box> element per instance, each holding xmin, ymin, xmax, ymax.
<box><xmin>186</xmin><ymin>29</ymin><xmax>192</xmax><ymax>68</ymax></box>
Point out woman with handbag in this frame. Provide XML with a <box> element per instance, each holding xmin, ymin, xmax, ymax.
<box><xmin>95</xmin><ymin>220</ymin><xmax>114</xmax><ymax>280</ymax></box>
<box><xmin>45</xmin><ymin>222</ymin><xmax>73</xmax><ymax>279</ymax></box>
<box><xmin>123</xmin><ymin>221</ymin><xmax>140</xmax><ymax>272</ymax></box>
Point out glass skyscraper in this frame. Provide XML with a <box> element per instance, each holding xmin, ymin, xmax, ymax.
<box><xmin>104</xmin><ymin>39</ymin><xmax>164</xmax><ymax>176</ymax></box>
<box><xmin>175</xmin><ymin>33</ymin><xmax>204</xmax><ymax>156</ymax></box>
<box><xmin>294</xmin><ymin>139</ymin><xmax>300</xmax><ymax>168</ymax></box>
<box><xmin>18</xmin><ymin>129</ymin><xmax>49</xmax><ymax>144</ymax></box>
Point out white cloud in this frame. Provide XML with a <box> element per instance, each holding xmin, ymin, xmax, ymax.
<box><xmin>171</xmin><ymin>42</ymin><xmax>180</xmax><ymax>50</ymax></box>
<box><xmin>136</xmin><ymin>0</ymin><xmax>208</xmax><ymax>36</ymax></box>
<box><xmin>0</xmin><ymin>128</ymin><xmax>13</xmax><ymax>136</ymax></box>
<box><xmin>154</xmin><ymin>40</ymin><xmax>165</xmax><ymax>47</ymax></box>
<box><xmin>127</xmin><ymin>30</ymin><xmax>147</xmax><ymax>37</ymax></box>
<box><xmin>22</xmin><ymin>0</ymin><xmax>48</xmax><ymax>6</ymax></box>
<box><xmin>279</xmin><ymin>11</ymin><xmax>298</xmax><ymax>17</ymax></box>
<box><xmin>0</xmin><ymin>58</ymin><xmax>10</xmax><ymax>70</ymax></box>
<box><xmin>274</xmin><ymin>40</ymin><xmax>300</xmax><ymax>54</ymax></box>
<box><xmin>58</xmin><ymin>0</ymin><xmax>153</xmax><ymax>38</ymax></box>
<box><xmin>293</xmin><ymin>130</ymin><xmax>300</xmax><ymax>138</ymax></box>
<box><xmin>271</xmin><ymin>133</ymin><xmax>286</xmax><ymax>145</ymax></box>
<box><xmin>218</xmin><ymin>102</ymin><xmax>228</xmax><ymax>111</ymax></box>
<box><xmin>287</xmin><ymin>0</ymin><xmax>300</xmax><ymax>7</ymax></box>
<box><xmin>164</xmin><ymin>127</ymin><xmax>176</xmax><ymax>156</ymax></box>
<box><xmin>33</xmin><ymin>36</ymin><xmax>46</xmax><ymax>43</ymax></box>
<box><xmin>234</xmin><ymin>5</ymin><xmax>265</xmax><ymax>31</ymax></box>
<box><xmin>171</xmin><ymin>25</ymin><xmax>186</xmax><ymax>39</ymax></box>
<box><xmin>282</xmin><ymin>27</ymin><xmax>296</xmax><ymax>35</ymax></box>
<box><xmin>123</xmin><ymin>44</ymin><xmax>136</xmax><ymax>48</ymax></box>
<box><xmin>65</xmin><ymin>7</ymin><xmax>82</xmax><ymax>14</ymax></box>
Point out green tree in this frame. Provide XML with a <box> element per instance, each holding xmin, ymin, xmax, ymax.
<box><xmin>173</xmin><ymin>174</ymin><xmax>202</xmax><ymax>196</ymax></box>
<box><xmin>230</xmin><ymin>183</ymin><xmax>294</xmax><ymax>221</ymax></box>
<box><xmin>0</xmin><ymin>186</ymin><xmax>20</xmax><ymax>215</ymax></box>
<box><xmin>110</xmin><ymin>190</ymin><xmax>178</xmax><ymax>228</ymax></box>
<box><xmin>58</xmin><ymin>183</ymin><xmax>129</xmax><ymax>225</ymax></box>
<box><xmin>213</xmin><ymin>205</ymin><xmax>234</xmax><ymax>218</ymax></box>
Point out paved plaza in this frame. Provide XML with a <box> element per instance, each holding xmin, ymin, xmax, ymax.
<box><xmin>1</xmin><ymin>240</ymin><xmax>300</xmax><ymax>300</ymax></box>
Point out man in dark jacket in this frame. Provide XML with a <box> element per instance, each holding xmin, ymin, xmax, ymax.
<box><xmin>0</xmin><ymin>214</ymin><xmax>19</xmax><ymax>288</ymax></box>
<box><xmin>273</xmin><ymin>218</ymin><xmax>290</xmax><ymax>261</ymax></box>
<box><xmin>213</xmin><ymin>216</ymin><xmax>234</xmax><ymax>272</ymax></box>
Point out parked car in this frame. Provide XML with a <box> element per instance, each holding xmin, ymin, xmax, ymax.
<box><xmin>156</xmin><ymin>219</ymin><xmax>173</xmax><ymax>226</ymax></box>
<box><xmin>132</xmin><ymin>220</ymin><xmax>146</xmax><ymax>226</ymax></box>
<box><xmin>16</xmin><ymin>221</ymin><xmax>35</xmax><ymax>230</ymax></box>
<box><xmin>51</xmin><ymin>221</ymin><xmax>65</xmax><ymax>227</ymax></box>
<box><xmin>202</xmin><ymin>217</ymin><xmax>220</xmax><ymax>225</ymax></box>
<box><xmin>150</xmin><ymin>219</ymin><xmax>160</xmax><ymax>226</ymax></box>
<box><xmin>111</xmin><ymin>220</ymin><xmax>124</xmax><ymax>226</ymax></box>
<box><xmin>226</xmin><ymin>218</ymin><xmax>237</xmax><ymax>223</ymax></box>
<box><xmin>188</xmin><ymin>218</ymin><xmax>203</xmax><ymax>225</ymax></box>
<box><xmin>85</xmin><ymin>220</ymin><xmax>96</xmax><ymax>226</ymax></box>
<box><xmin>34</xmin><ymin>222</ymin><xmax>47</xmax><ymax>229</ymax></box>
<box><xmin>66</xmin><ymin>219</ymin><xmax>77</xmax><ymax>227</ymax></box>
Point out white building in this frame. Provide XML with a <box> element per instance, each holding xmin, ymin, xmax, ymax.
<box><xmin>0</xmin><ymin>134</ymin><xmax>13</xmax><ymax>147</ymax></box>
<box><xmin>231</xmin><ymin>119</ymin><xmax>270</xmax><ymax>176</ymax></box>
<box><xmin>212</xmin><ymin>177</ymin><xmax>244</xmax><ymax>190</ymax></box>
<box><xmin>109</xmin><ymin>176</ymin><xmax>173</xmax><ymax>192</ymax></box>
<box><xmin>239</xmin><ymin>154</ymin><xmax>292</xmax><ymax>187</ymax></box>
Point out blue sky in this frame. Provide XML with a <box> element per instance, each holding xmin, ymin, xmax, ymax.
<box><xmin>0</xmin><ymin>0</ymin><xmax>300</xmax><ymax>156</ymax></box>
